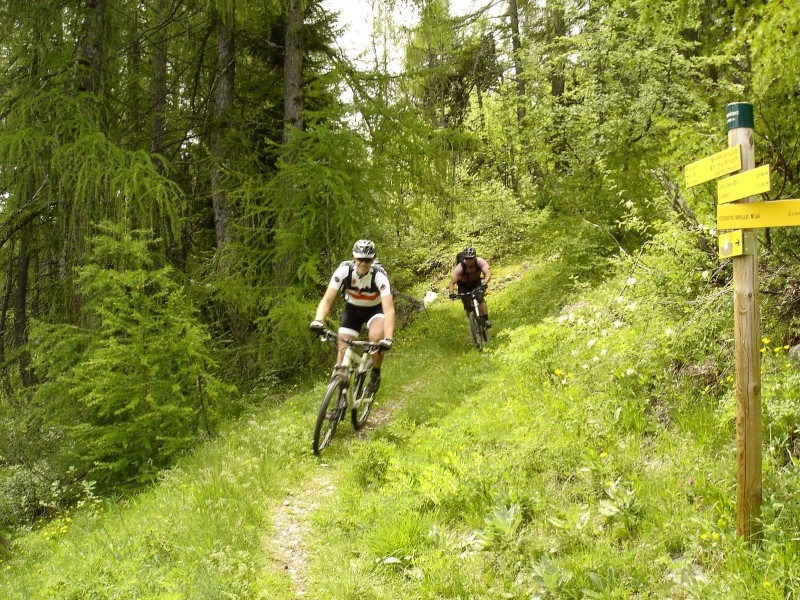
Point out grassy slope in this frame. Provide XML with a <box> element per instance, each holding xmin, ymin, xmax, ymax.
<box><xmin>1</xmin><ymin>222</ymin><xmax>791</xmax><ymax>598</ymax></box>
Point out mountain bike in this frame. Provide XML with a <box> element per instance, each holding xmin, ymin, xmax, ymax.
<box><xmin>452</xmin><ymin>285</ymin><xmax>489</xmax><ymax>351</ymax></box>
<box><xmin>312</xmin><ymin>328</ymin><xmax>382</xmax><ymax>455</ymax></box>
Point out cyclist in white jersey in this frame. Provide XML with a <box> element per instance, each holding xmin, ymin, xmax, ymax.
<box><xmin>310</xmin><ymin>239</ymin><xmax>395</xmax><ymax>394</ymax></box>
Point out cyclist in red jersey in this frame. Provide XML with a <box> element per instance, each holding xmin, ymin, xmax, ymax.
<box><xmin>448</xmin><ymin>246</ymin><xmax>492</xmax><ymax>328</ymax></box>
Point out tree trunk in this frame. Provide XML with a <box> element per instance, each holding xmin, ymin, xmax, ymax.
<box><xmin>13</xmin><ymin>223</ymin><xmax>32</xmax><ymax>388</ymax></box>
<box><xmin>283</xmin><ymin>0</ymin><xmax>304</xmax><ymax>145</ymax></box>
<box><xmin>274</xmin><ymin>0</ymin><xmax>305</xmax><ymax>287</ymax></box>
<box><xmin>78</xmin><ymin>0</ymin><xmax>106</xmax><ymax>95</ymax></box>
<box><xmin>151</xmin><ymin>0</ymin><xmax>168</xmax><ymax>171</ymax></box>
<box><xmin>547</xmin><ymin>3</ymin><xmax>566</xmax><ymax>98</ymax></box>
<box><xmin>508</xmin><ymin>0</ymin><xmax>526</xmax><ymax>123</ymax></box>
<box><xmin>211</xmin><ymin>12</ymin><xmax>235</xmax><ymax>252</ymax></box>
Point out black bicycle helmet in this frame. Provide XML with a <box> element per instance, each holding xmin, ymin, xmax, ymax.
<box><xmin>462</xmin><ymin>246</ymin><xmax>477</xmax><ymax>259</ymax></box>
<box><xmin>352</xmin><ymin>239</ymin><xmax>377</xmax><ymax>259</ymax></box>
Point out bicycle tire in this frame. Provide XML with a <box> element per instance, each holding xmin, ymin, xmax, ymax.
<box><xmin>351</xmin><ymin>361</ymin><xmax>374</xmax><ymax>430</ymax></box>
<box><xmin>476</xmin><ymin>317</ymin><xmax>487</xmax><ymax>350</ymax></box>
<box><xmin>468</xmin><ymin>311</ymin><xmax>485</xmax><ymax>351</ymax></box>
<box><xmin>313</xmin><ymin>377</ymin><xmax>345</xmax><ymax>455</ymax></box>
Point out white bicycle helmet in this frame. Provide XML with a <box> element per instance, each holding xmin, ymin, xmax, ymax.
<box><xmin>462</xmin><ymin>246</ymin><xmax>477</xmax><ymax>259</ymax></box>
<box><xmin>352</xmin><ymin>239</ymin><xmax>376</xmax><ymax>259</ymax></box>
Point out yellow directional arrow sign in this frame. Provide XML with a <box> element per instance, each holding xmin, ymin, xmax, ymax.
<box><xmin>685</xmin><ymin>145</ymin><xmax>742</xmax><ymax>188</ymax></box>
<box><xmin>717</xmin><ymin>164</ymin><xmax>771</xmax><ymax>204</ymax></box>
<box><xmin>718</xmin><ymin>230</ymin><xmax>744</xmax><ymax>258</ymax></box>
<box><xmin>717</xmin><ymin>199</ymin><xmax>800</xmax><ymax>229</ymax></box>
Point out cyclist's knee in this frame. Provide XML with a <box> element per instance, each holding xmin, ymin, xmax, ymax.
<box><xmin>368</xmin><ymin>323</ymin><xmax>384</xmax><ymax>340</ymax></box>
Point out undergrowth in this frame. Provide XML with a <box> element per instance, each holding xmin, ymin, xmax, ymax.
<box><xmin>3</xmin><ymin>217</ymin><xmax>800</xmax><ymax>598</ymax></box>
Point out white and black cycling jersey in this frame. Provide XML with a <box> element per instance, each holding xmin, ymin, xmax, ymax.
<box><xmin>328</xmin><ymin>262</ymin><xmax>391</xmax><ymax>307</ymax></box>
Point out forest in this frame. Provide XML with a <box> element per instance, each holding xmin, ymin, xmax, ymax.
<box><xmin>3</xmin><ymin>0</ymin><xmax>800</xmax><ymax>596</ymax></box>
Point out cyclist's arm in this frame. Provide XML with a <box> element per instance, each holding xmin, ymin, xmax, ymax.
<box><xmin>374</xmin><ymin>272</ymin><xmax>395</xmax><ymax>339</ymax></box>
<box><xmin>314</xmin><ymin>263</ymin><xmax>350</xmax><ymax>321</ymax></box>
<box><xmin>448</xmin><ymin>265</ymin><xmax>463</xmax><ymax>294</ymax></box>
<box><xmin>314</xmin><ymin>286</ymin><xmax>339</xmax><ymax>322</ymax></box>
<box><xmin>479</xmin><ymin>258</ymin><xmax>491</xmax><ymax>285</ymax></box>
<box><xmin>381</xmin><ymin>294</ymin><xmax>395</xmax><ymax>340</ymax></box>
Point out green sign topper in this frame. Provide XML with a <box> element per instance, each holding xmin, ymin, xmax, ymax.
<box><xmin>726</xmin><ymin>102</ymin><xmax>754</xmax><ymax>131</ymax></box>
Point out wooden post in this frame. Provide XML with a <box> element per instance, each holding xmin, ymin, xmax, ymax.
<box><xmin>727</xmin><ymin>102</ymin><xmax>762</xmax><ymax>540</ymax></box>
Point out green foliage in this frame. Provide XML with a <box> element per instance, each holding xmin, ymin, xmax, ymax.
<box><xmin>29</xmin><ymin>222</ymin><xmax>234</xmax><ymax>491</ymax></box>
<box><xmin>257</xmin><ymin>289</ymin><xmax>332</xmax><ymax>378</ymax></box>
<box><xmin>751</xmin><ymin>1</ymin><xmax>800</xmax><ymax>103</ymax></box>
<box><xmin>0</xmin><ymin>376</ymin><xmax>315</xmax><ymax>598</ymax></box>
<box><xmin>235</xmin><ymin>113</ymin><xmax>373</xmax><ymax>289</ymax></box>
<box><xmin>6</xmin><ymin>214</ymin><xmax>800</xmax><ymax>597</ymax></box>
<box><xmin>290</xmin><ymin>218</ymin><xmax>783</xmax><ymax>598</ymax></box>
<box><xmin>352</xmin><ymin>439</ymin><xmax>396</xmax><ymax>487</ymax></box>
<box><xmin>7</xmin><ymin>0</ymin><xmax>800</xmax><ymax>596</ymax></box>
<box><xmin>475</xmin><ymin>496</ymin><xmax>522</xmax><ymax>550</ymax></box>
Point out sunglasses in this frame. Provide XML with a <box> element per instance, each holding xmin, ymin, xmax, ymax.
<box><xmin>355</xmin><ymin>257</ymin><xmax>374</xmax><ymax>263</ymax></box>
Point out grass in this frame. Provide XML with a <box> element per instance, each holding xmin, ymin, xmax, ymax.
<box><xmin>3</xmin><ymin>218</ymin><xmax>800</xmax><ymax>598</ymax></box>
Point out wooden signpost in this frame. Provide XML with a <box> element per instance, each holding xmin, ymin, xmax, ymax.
<box><xmin>725</xmin><ymin>103</ymin><xmax>762</xmax><ymax>542</ymax></box>
<box><xmin>685</xmin><ymin>102</ymin><xmax>764</xmax><ymax>540</ymax></box>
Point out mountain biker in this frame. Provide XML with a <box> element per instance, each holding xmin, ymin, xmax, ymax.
<box><xmin>448</xmin><ymin>246</ymin><xmax>492</xmax><ymax>328</ymax></box>
<box><xmin>310</xmin><ymin>239</ymin><xmax>395</xmax><ymax>395</ymax></box>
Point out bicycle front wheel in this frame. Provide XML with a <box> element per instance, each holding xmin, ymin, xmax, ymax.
<box><xmin>313</xmin><ymin>377</ymin><xmax>345</xmax><ymax>455</ymax></box>
<box><xmin>468</xmin><ymin>312</ymin><xmax>485</xmax><ymax>351</ymax></box>
<box><xmin>351</xmin><ymin>362</ymin><xmax>374</xmax><ymax>430</ymax></box>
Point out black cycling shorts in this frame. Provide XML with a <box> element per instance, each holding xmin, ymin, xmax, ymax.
<box><xmin>340</xmin><ymin>302</ymin><xmax>384</xmax><ymax>337</ymax></box>
<box><xmin>457</xmin><ymin>280</ymin><xmax>484</xmax><ymax>311</ymax></box>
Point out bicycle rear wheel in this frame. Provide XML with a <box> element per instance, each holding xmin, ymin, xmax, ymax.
<box><xmin>313</xmin><ymin>377</ymin><xmax>345</xmax><ymax>455</ymax></box>
<box><xmin>468</xmin><ymin>311</ymin><xmax>485</xmax><ymax>351</ymax></box>
<box><xmin>351</xmin><ymin>361</ymin><xmax>374</xmax><ymax>430</ymax></box>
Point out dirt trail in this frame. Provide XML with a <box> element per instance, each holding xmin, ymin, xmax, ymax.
<box><xmin>267</xmin><ymin>464</ymin><xmax>337</xmax><ymax>596</ymax></box>
<box><xmin>265</xmin><ymin>394</ymin><xmax>405</xmax><ymax>596</ymax></box>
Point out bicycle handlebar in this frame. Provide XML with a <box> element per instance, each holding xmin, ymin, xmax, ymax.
<box><xmin>450</xmin><ymin>284</ymin><xmax>488</xmax><ymax>299</ymax></box>
<box><xmin>317</xmin><ymin>328</ymin><xmax>383</xmax><ymax>352</ymax></box>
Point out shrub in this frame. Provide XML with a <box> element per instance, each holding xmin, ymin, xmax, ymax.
<box><xmin>28</xmin><ymin>222</ymin><xmax>235</xmax><ymax>491</ymax></box>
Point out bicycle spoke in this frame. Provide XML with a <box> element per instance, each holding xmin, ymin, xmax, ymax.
<box><xmin>313</xmin><ymin>377</ymin><xmax>345</xmax><ymax>455</ymax></box>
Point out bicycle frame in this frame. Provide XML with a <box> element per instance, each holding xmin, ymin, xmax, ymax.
<box><xmin>320</xmin><ymin>328</ymin><xmax>382</xmax><ymax>410</ymax></box>
<box><xmin>466</xmin><ymin>291</ymin><xmax>481</xmax><ymax>316</ymax></box>
<box><xmin>335</xmin><ymin>338</ymin><xmax>375</xmax><ymax>411</ymax></box>
<box><xmin>453</xmin><ymin>287</ymin><xmax>488</xmax><ymax>350</ymax></box>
